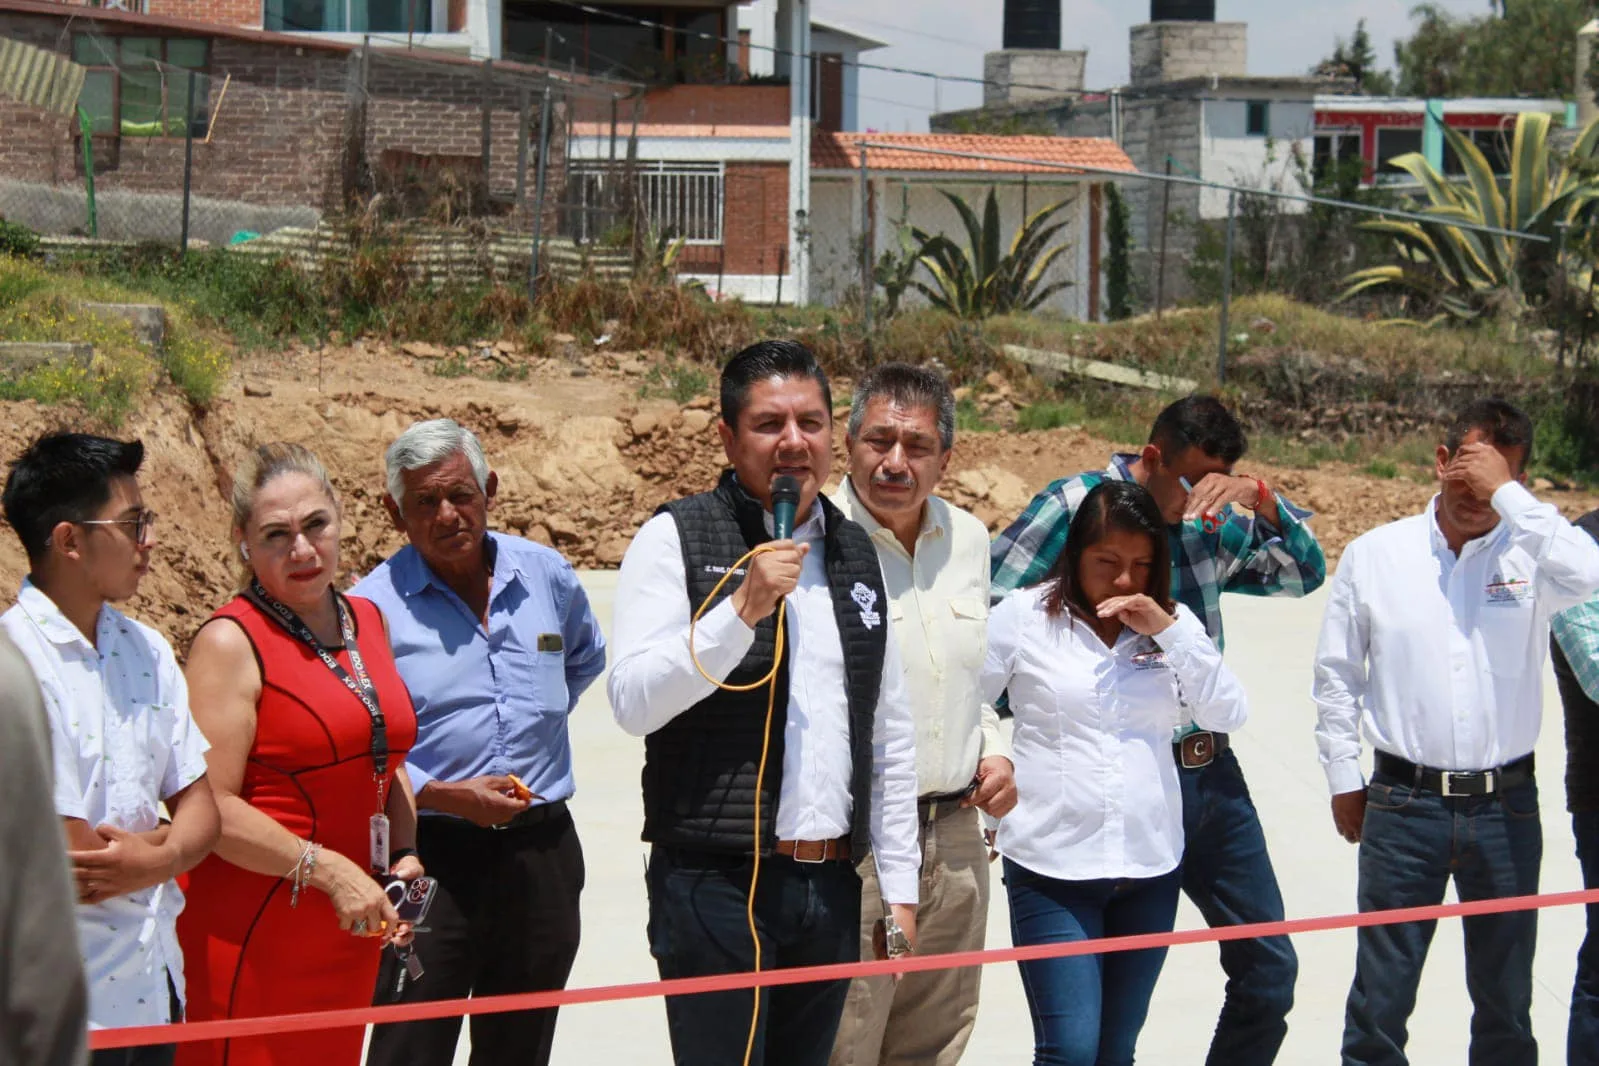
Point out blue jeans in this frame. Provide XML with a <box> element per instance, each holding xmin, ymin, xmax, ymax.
<box><xmin>1572</xmin><ymin>810</ymin><xmax>1599</xmax><ymax>1066</ymax></box>
<box><xmin>1178</xmin><ymin>748</ymin><xmax>1297</xmax><ymax>1066</ymax></box>
<box><xmin>1004</xmin><ymin>858</ymin><xmax>1181</xmax><ymax>1066</ymax></box>
<box><xmin>1342</xmin><ymin>774</ymin><xmax>1543</xmax><ymax>1066</ymax></box>
<box><xmin>646</xmin><ymin>845</ymin><xmax>861</xmax><ymax>1066</ymax></box>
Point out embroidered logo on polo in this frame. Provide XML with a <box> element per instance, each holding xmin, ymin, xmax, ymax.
<box><xmin>851</xmin><ymin>582</ymin><xmax>882</xmax><ymax>629</ymax></box>
<box><xmin>1485</xmin><ymin>574</ymin><xmax>1532</xmax><ymax>605</ymax></box>
<box><xmin>1129</xmin><ymin>649</ymin><xmax>1169</xmax><ymax>671</ymax></box>
<box><xmin>703</xmin><ymin>565</ymin><xmax>748</xmax><ymax>576</ymax></box>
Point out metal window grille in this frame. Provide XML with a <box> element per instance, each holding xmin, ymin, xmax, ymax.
<box><xmin>567</xmin><ymin>161</ymin><xmax>724</xmax><ymax>245</ymax></box>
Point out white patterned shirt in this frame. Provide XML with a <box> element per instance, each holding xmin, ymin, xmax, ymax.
<box><xmin>0</xmin><ymin>580</ymin><xmax>209</xmax><ymax>1029</ymax></box>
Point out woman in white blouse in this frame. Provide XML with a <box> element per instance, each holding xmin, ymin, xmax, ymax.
<box><xmin>984</xmin><ymin>481</ymin><xmax>1248</xmax><ymax>1066</ymax></box>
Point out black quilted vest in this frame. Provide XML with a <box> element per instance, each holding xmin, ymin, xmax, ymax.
<box><xmin>642</xmin><ymin>469</ymin><xmax>888</xmax><ymax>855</ymax></box>
<box><xmin>1553</xmin><ymin>510</ymin><xmax>1599</xmax><ymax>813</ymax></box>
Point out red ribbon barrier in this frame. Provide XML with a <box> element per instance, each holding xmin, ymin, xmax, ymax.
<box><xmin>90</xmin><ymin>887</ymin><xmax>1599</xmax><ymax>1049</ymax></box>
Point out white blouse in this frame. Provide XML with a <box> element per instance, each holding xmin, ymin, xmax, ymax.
<box><xmin>983</xmin><ymin>586</ymin><xmax>1248</xmax><ymax>881</ymax></box>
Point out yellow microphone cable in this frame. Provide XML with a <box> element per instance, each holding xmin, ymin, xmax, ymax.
<box><xmin>688</xmin><ymin>543</ymin><xmax>786</xmax><ymax>1066</ymax></box>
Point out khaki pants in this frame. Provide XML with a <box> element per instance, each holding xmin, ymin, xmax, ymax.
<box><xmin>828</xmin><ymin>805</ymin><xmax>989</xmax><ymax>1066</ymax></box>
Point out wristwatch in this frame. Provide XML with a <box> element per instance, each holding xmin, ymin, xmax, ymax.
<box><xmin>881</xmin><ymin>916</ymin><xmax>912</xmax><ymax>960</ymax></box>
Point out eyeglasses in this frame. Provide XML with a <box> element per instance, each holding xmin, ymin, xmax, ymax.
<box><xmin>78</xmin><ymin>509</ymin><xmax>157</xmax><ymax>545</ymax></box>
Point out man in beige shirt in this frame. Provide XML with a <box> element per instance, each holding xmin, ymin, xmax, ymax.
<box><xmin>829</xmin><ymin>363</ymin><xmax>1016</xmax><ymax>1066</ymax></box>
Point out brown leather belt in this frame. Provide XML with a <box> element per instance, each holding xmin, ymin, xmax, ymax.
<box><xmin>1174</xmin><ymin>731</ymin><xmax>1230</xmax><ymax>769</ymax></box>
<box><xmin>775</xmin><ymin>836</ymin><xmax>851</xmax><ymax>863</ymax></box>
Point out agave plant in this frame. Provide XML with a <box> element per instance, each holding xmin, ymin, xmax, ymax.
<box><xmin>911</xmin><ymin>188</ymin><xmax>1074</xmax><ymax>319</ymax></box>
<box><xmin>1340</xmin><ymin>112</ymin><xmax>1599</xmax><ymax>322</ymax></box>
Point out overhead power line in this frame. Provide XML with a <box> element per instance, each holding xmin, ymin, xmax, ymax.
<box><xmin>535</xmin><ymin>0</ymin><xmax>1111</xmax><ymax>101</ymax></box>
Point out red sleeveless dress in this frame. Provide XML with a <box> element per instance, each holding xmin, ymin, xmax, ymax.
<box><xmin>176</xmin><ymin>594</ymin><xmax>417</xmax><ymax>1066</ymax></box>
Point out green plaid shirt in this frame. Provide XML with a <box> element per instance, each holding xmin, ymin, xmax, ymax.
<box><xmin>989</xmin><ymin>454</ymin><xmax>1327</xmax><ymax>652</ymax></box>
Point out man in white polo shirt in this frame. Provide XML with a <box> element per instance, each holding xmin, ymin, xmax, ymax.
<box><xmin>1313</xmin><ymin>398</ymin><xmax>1599</xmax><ymax>1066</ymax></box>
<box><xmin>829</xmin><ymin>363</ymin><xmax>1015</xmax><ymax>1066</ymax></box>
<box><xmin>1</xmin><ymin>433</ymin><xmax>219</xmax><ymax>1066</ymax></box>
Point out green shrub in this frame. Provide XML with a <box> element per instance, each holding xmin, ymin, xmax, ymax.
<box><xmin>0</xmin><ymin>219</ymin><xmax>39</xmax><ymax>258</ymax></box>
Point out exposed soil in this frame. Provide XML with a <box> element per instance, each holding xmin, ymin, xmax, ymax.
<box><xmin>3</xmin><ymin>341</ymin><xmax>1596</xmax><ymax>646</ymax></box>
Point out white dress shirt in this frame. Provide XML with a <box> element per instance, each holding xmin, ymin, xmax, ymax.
<box><xmin>981</xmin><ymin>587</ymin><xmax>1247</xmax><ymax>881</ymax></box>
<box><xmin>1</xmin><ymin>581</ymin><xmax>210</xmax><ymax>1029</ymax></box>
<box><xmin>608</xmin><ymin>505</ymin><xmax>921</xmax><ymax>904</ymax></box>
<box><xmin>832</xmin><ymin>478</ymin><xmax>1008</xmax><ymax>795</ymax></box>
<box><xmin>1314</xmin><ymin>482</ymin><xmax>1599</xmax><ymax>795</ymax></box>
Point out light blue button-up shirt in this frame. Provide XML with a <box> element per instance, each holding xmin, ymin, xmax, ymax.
<box><xmin>354</xmin><ymin>532</ymin><xmax>606</xmax><ymax>804</ymax></box>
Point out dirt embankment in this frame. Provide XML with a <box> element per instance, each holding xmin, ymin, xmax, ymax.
<box><xmin>2</xmin><ymin>341</ymin><xmax>1596</xmax><ymax>645</ymax></box>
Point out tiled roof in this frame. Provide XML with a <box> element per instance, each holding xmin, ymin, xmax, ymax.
<box><xmin>812</xmin><ymin>132</ymin><xmax>1137</xmax><ymax>175</ymax></box>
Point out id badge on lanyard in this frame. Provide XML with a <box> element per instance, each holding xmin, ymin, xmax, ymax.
<box><xmin>370</xmin><ymin>811</ymin><xmax>391</xmax><ymax>874</ymax></box>
<box><xmin>247</xmin><ymin>580</ymin><xmax>393</xmax><ymax>872</ymax></box>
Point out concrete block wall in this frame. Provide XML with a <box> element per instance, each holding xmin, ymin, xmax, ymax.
<box><xmin>1051</xmin><ymin>96</ymin><xmax>1202</xmax><ymax>304</ymax></box>
<box><xmin>983</xmin><ymin>50</ymin><xmax>1086</xmax><ymax>107</ymax></box>
<box><xmin>1130</xmin><ymin>22</ymin><xmax>1247</xmax><ymax>87</ymax></box>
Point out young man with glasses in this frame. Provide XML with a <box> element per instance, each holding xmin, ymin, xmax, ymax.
<box><xmin>1</xmin><ymin>432</ymin><xmax>218</xmax><ymax>1066</ymax></box>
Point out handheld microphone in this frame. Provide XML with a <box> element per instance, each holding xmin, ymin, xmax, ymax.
<box><xmin>771</xmin><ymin>475</ymin><xmax>801</xmax><ymax>541</ymax></box>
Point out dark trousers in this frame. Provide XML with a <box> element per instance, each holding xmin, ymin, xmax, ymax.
<box><xmin>1178</xmin><ymin>748</ymin><xmax>1298</xmax><ymax>1066</ymax></box>
<box><xmin>1572</xmin><ymin>810</ymin><xmax>1599</xmax><ymax>1066</ymax></box>
<box><xmin>1003</xmin><ymin>859</ymin><xmax>1181</xmax><ymax>1066</ymax></box>
<box><xmin>367</xmin><ymin>807</ymin><xmax>584</xmax><ymax>1066</ymax></box>
<box><xmin>92</xmin><ymin>974</ymin><xmax>180</xmax><ymax>1066</ymax></box>
<box><xmin>646</xmin><ymin>844</ymin><xmax>862</xmax><ymax>1066</ymax></box>
<box><xmin>1342</xmin><ymin>773</ymin><xmax>1542</xmax><ymax>1066</ymax></box>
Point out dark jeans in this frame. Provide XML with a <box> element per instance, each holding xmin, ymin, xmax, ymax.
<box><xmin>1342</xmin><ymin>773</ymin><xmax>1543</xmax><ymax>1066</ymax></box>
<box><xmin>367</xmin><ymin>807</ymin><xmax>585</xmax><ymax>1066</ymax></box>
<box><xmin>1003</xmin><ymin>859</ymin><xmax>1180</xmax><ymax>1066</ymax></box>
<box><xmin>646</xmin><ymin>844</ymin><xmax>861</xmax><ymax>1066</ymax></box>
<box><xmin>1178</xmin><ymin>748</ymin><xmax>1297</xmax><ymax>1066</ymax></box>
<box><xmin>91</xmin><ymin>974</ymin><xmax>180</xmax><ymax>1066</ymax></box>
<box><xmin>1572</xmin><ymin>810</ymin><xmax>1599</xmax><ymax>1066</ymax></box>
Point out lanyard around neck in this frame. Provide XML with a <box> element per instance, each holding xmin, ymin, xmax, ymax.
<box><xmin>245</xmin><ymin>579</ymin><xmax>388</xmax><ymax>782</ymax></box>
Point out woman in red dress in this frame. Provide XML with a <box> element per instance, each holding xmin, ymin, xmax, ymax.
<box><xmin>178</xmin><ymin>443</ymin><xmax>422</xmax><ymax>1066</ymax></box>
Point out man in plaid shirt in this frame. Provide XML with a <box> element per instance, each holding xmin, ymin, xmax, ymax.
<box><xmin>990</xmin><ymin>395</ymin><xmax>1325</xmax><ymax>1066</ymax></box>
<box><xmin>1552</xmin><ymin>508</ymin><xmax>1599</xmax><ymax>1066</ymax></box>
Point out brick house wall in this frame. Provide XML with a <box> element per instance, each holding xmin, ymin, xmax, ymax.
<box><xmin>673</xmin><ymin>160</ymin><xmax>787</xmax><ymax>278</ymax></box>
<box><xmin>0</xmin><ymin>12</ymin><xmax>565</xmax><ymax>226</ymax></box>
<box><xmin>147</xmin><ymin>0</ymin><xmax>261</xmax><ymax>28</ymax></box>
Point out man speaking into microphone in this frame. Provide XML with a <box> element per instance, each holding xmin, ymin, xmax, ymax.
<box><xmin>610</xmin><ymin>340</ymin><xmax>921</xmax><ymax>1066</ymax></box>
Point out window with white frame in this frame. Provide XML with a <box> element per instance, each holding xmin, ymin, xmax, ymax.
<box><xmin>565</xmin><ymin>161</ymin><xmax>725</xmax><ymax>245</ymax></box>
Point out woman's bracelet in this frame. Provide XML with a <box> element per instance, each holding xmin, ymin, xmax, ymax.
<box><xmin>288</xmin><ymin>840</ymin><xmax>322</xmax><ymax>908</ymax></box>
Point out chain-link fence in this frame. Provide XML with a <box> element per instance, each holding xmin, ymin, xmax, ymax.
<box><xmin>0</xmin><ymin>18</ymin><xmax>644</xmax><ymax>289</ymax></box>
<box><xmin>808</xmin><ymin>166</ymin><xmax>1091</xmax><ymax>321</ymax></box>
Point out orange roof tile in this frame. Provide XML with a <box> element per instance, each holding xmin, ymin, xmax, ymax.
<box><xmin>812</xmin><ymin>132</ymin><xmax>1137</xmax><ymax>175</ymax></box>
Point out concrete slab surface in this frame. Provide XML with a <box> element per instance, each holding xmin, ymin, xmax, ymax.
<box><xmin>420</xmin><ymin>574</ymin><xmax>1588</xmax><ymax>1066</ymax></box>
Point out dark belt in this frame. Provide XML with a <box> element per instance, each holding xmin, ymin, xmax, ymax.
<box><xmin>1374</xmin><ymin>752</ymin><xmax>1534</xmax><ymax>797</ymax></box>
<box><xmin>918</xmin><ymin>787</ymin><xmax>975</xmax><ymax>825</ymax></box>
<box><xmin>419</xmin><ymin>798</ymin><xmax>569</xmax><ymax>833</ymax></box>
<box><xmin>1174</xmin><ymin>731</ymin><xmax>1230</xmax><ymax>769</ymax></box>
<box><xmin>775</xmin><ymin>836</ymin><xmax>851</xmax><ymax>863</ymax></box>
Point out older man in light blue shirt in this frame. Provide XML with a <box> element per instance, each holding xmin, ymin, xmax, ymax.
<box><xmin>358</xmin><ymin>419</ymin><xmax>605</xmax><ymax>1066</ymax></box>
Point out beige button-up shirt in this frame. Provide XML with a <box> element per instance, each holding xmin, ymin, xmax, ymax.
<box><xmin>834</xmin><ymin>477</ymin><xmax>1009</xmax><ymax>796</ymax></box>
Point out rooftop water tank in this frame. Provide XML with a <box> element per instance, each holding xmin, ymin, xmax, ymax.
<box><xmin>1002</xmin><ymin>0</ymin><xmax>1061</xmax><ymax>50</ymax></box>
<box><xmin>1150</xmin><ymin>0</ymin><xmax>1216</xmax><ymax>20</ymax></box>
